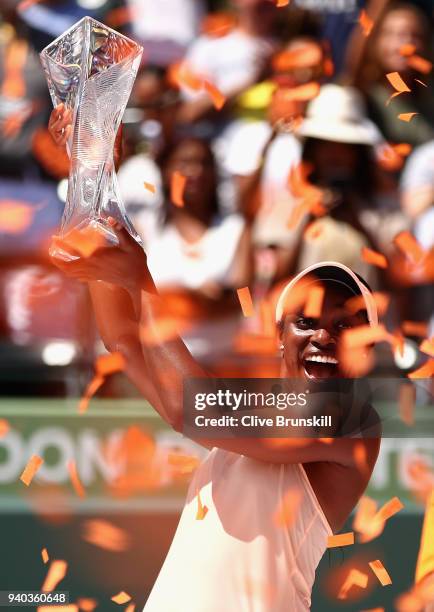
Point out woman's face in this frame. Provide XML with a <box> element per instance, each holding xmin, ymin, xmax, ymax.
<box><xmin>165</xmin><ymin>140</ymin><xmax>216</xmax><ymax>212</ymax></box>
<box><xmin>280</xmin><ymin>283</ymin><xmax>369</xmax><ymax>380</ymax></box>
<box><xmin>375</xmin><ymin>9</ymin><xmax>427</xmax><ymax>73</ymax></box>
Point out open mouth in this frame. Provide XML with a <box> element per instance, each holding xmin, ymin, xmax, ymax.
<box><xmin>303</xmin><ymin>355</ymin><xmax>339</xmax><ymax>380</ymax></box>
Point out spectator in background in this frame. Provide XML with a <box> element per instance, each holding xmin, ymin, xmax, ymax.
<box><xmin>134</xmin><ymin>136</ymin><xmax>252</xmax><ymax>362</ymax></box>
<box><xmin>126</xmin><ymin>0</ymin><xmax>205</xmax><ymax>66</ymax></box>
<box><xmin>354</xmin><ymin>2</ymin><xmax>434</xmax><ymax>146</ymax></box>
<box><xmin>176</xmin><ymin>0</ymin><xmax>278</xmax><ymax>133</ymax></box>
<box><xmin>117</xmin><ymin>66</ymin><xmax>179</xmax><ymax>230</ymax></box>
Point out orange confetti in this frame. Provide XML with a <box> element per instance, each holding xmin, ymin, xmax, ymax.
<box><xmin>361</xmin><ymin>608</ymin><xmax>385</xmax><ymax>612</ymax></box>
<box><xmin>345</xmin><ymin>292</ymin><xmax>390</xmax><ymax>317</ymax></box>
<box><xmin>402</xmin><ymin>321</ymin><xmax>428</xmax><ymax>337</ymax></box>
<box><xmin>408</xmin><ymin>359</ymin><xmax>434</xmax><ymax>379</ymax></box>
<box><xmin>237</xmin><ymin>286</ymin><xmax>255</xmax><ymax>317</ymax></box>
<box><xmin>393</xmin><ymin>231</ymin><xmax>425</xmax><ymax>264</ymax></box>
<box><xmin>276</xmin><ymin>0</ymin><xmax>289</xmax><ymax>6</ymax></box>
<box><xmin>41</xmin><ymin>548</ymin><xmax>49</xmax><ymax>564</ymax></box>
<box><xmin>358</xmin><ymin>9</ymin><xmax>373</xmax><ymax>36</ymax></box>
<box><xmin>354</xmin><ymin>442</ymin><xmax>370</xmax><ymax>476</ymax></box>
<box><xmin>0</xmin><ymin>200</ymin><xmax>36</xmax><ymax>234</ymax></box>
<box><xmin>375</xmin><ymin>496</ymin><xmax>404</xmax><ymax>522</ymax></box>
<box><xmin>95</xmin><ymin>352</ymin><xmax>125</xmax><ymax>376</ymax></box>
<box><xmin>398</xmin><ymin>112</ymin><xmax>418</xmax><ymax>122</ymax></box>
<box><xmin>67</xmin><ymin>460</ymin><xmax>86</xmax><ymax>498</ymax></box>
<box><xmin>327</xmin><ymin>532</ymin><xmax>355</xmax><ymax>548</ymax></box>
<box><xmin>369</xmin><ymin>559</ymin><xmax>392</xmax><ymax>586</ymax></box>
<box><xmin>169</xmin><ymin>62</ymin><xmax>203</xmax><ymax>91</ymax></box>
<box><xmin>0</xmin><ymin>419</ymin><xmax>10</xmax><ymax>437</ymax></box>
<box><xmin>420</xmin><ymin>338</ymin><xmax>434</xmax><ymax>357</ymax></box>
<box><xmin>393</xmin><ymin>143</ymin><xmax>412</xmax><ymax>156</ymax></box>
<box><xmin>415</xmin><ymin>79</ymin><xmax>428</xmax><ymax>87</ymax></box>
<box><xmin>76</xmin><ymin>599</ymin><xmax>97</xmax><ymax>611</ymax></box>
<box><xmin>105</xmin><ymin>6</ymin><xmax>140</xmax><ymax>27</ymax></box>
<box><xmin>272</xmin><ymin>44</ymin><xmax>323</xmax><ymax>72</ymax></box>
<box><xmin>303</xmin><ymin>285</ymin><xmax>324</xmax><ymax>318</ymax></box>
<box><xmin>386</xmin><ymin>72</ymin><xmax>411</xmax><ymax>93</ymax></box>
<box><xmin>125</xmin><ymin>605</ymin><xmax>136</xmax><ymax>612</ymax></box>
<box><xmin>407</xmin><ymin>55</ymin><xmax>432</xmax><ymax>74</ymax></box>
<box><xmin>361</xmin><ymin>247</ymin><xmax>388</xmax><ymax>269</ymax></box>
<box><xmin>399</xmin><ymin>382</ymin><xmax>416</xmax><ymax>426</ymax></box>
<box><xmin>273</xmin><ymin>489</ymin><xmax>302</xmax><ymax>527</ymax></box>
<box><xmin>201</xmin><ymin>12</ymin><xmax>236</xmax><ymax>37</ymax></box>
<box><xmin>111</xmin><ymin>591</ymin><xmax>131</xmax><ymax>605</ymax></box>
<box><xmin>20</xmin><ymin>454</ymin><xmax>44</xmax><ymax>486</ymax></box>
<box><xmin>82</xmin><ymin>519</ymin><xmax>131</xmax><ymax>552</ymax></box>
<box><xmin>353</xmin><ymin>496</ymin><xmax>382</xmax><ymax>543</ymax></box>
<box><xmin>204</xmin><ymin>80</ymin><xmax>226</xmax><ymax>110</ymax></box>
<box><xmin>170</xmin><ymin>171</ymin><xmax>186</xmax><ymax>207</ymax></box>
<box><xmin>168</xmin><ymin>452</ymin><xmax>200</xmax><ymax>476</ymax></box>
<box><xmin>415</xmin><ymin>490</ymin><xmax>434</xmax><ymax>583</ymax></box>
<box><xmin>342</xmin><ymin>324</ymin><xmax>391</xmax><ymax>349</ymax></box>
<box><xmin>38</xmin><ymin>606</ymin><xmax>77</xmax><ymax>612</ymax></box>
<box><xmin>338</xmin><ymin>568</ymin><xmax>369</xmax><ymax>599</ymax></box>
<box><xmin>196</xmin><ymin>489</ymin><xmax>208</xmax><ymax>520</ymax></box>
<box><xmin>60</xmin><ymin>225</ymin><xmax>107</xmax><ymax>258</ymax></box>
<box><xmin>143</xmin><ymin>182</ymin><xmax>156</xmax><ymax>194</ymax></box>
<box><xmin>78</xmin><ymin>375</ymin><xmax>104</xmax><ymax>414</ymax></box>
<box><xmin>400</xmin><ymin>44</ymin><xmax>416</xmax><ymax>56</ymax></box>
<box><xmin>41</xmin><ymin>559</ymin><xmax>67</xmax><ymax>592</ymax></box>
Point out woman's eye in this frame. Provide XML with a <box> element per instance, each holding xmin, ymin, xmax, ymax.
<box><xmin>336</xmin><ymin>320</ymin><xmax>352</xmax><ymax>330</ymax></box>
<box><xmin>296</xmin><ymin>317</ymin><xmax>316</xmax><ymax>329</ymax></box>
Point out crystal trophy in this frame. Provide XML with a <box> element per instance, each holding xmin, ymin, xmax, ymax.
<box><xmin>40</xmin><ymin>17</ymin><xmax>143</xmax><ymax>260</ymax></box>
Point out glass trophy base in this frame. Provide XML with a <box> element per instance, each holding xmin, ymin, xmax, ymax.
<box><xmin>50</xmin><ymin>218</ymin><xmax>119</xmax><ymax>262</ymax></box>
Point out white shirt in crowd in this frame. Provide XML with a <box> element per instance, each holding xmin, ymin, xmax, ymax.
<box><xmin>183</xmin><ymin>30</ymin><xmax>275</xmax><ymax>98</ymax></box>
<box><xmin>224</xmin><ymin>120</ymin><xmax>302</xmax><ymax>246</ymax></box>
<box><xmin>128</xmin><ymin>0</ymin><xmax>204</xmax><ymax>46</ymax></box>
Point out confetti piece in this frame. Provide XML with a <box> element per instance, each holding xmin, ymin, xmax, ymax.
<box><xmin>0</xmin><ymin>200</ymin><xmax>36</xmax><ymax>234</ymax></box>
<box><xmin>361</xmin><ymin>247</ymin><xmax>388</xmax><ymax>269</ymax></box>
<box><xmin>61</xmin><ymin>225</ymin><xmax>107</xmax><ymax>258</ymax></box>
<box><xmin>20</xmin><ymin>454</ymin><xmax>44</xmax><ymax>486</ymax></box>
<box><xmin>0</xmin><ymin>419</ymin><xmax>10</xmax><ymax>438</ymax></box>
<box><xmin>402</xmin><ymin>321</ymin><xmax>428</xmax><ymax>337</ymax></box>
<box><xmin>338</xmin><ymin>568</ymin><xmax>369</xmax><ymax>599</ymax></box>
<box><xmin>345</xmin><ymin>292</ymin><xmax>390</xmax><ymax>317</ymax></box>
<box><xmin>386</xmin><ymin>72</ymin><xmax>411</xmax><ymax>105</ymax></box>
<box><xmin>168</xmin><ymin>453</ymin><xmax>200</xmax><ymax>476</ymax></box>
<box><xmin>273</xmin><ymin>490</ymin><xmax>302</xmax><ymax>527</ymax></box>
<box><xmin>393</xmin><ymin>143</ymin><xmax>412</xmax><ymax>156</ymax></box>
<box><xmin>327</xmin><ymin>532</ymin><xmax>354</xmax><ymax>548</ymax></box>
<box><xmin>111</xmin><ymin>591</ymin><xmax>131</xmax><ymax>605</ymax></box>
<box><xmin>354</xmin><ymin>442</ymin><xmax>370</xmax><ymax>476</ymax></box>
<box><xmin>95</xmin><ymin>352</ymin><xmax>125</xmax><ymax>376</ymax></box>
<box><xmin>37</xmin><ymin>606</ymin><xmax>78</xmax><ymax>612</ymax></box>
<box><xmin>407</xmin><ymin>55</ymin><xmax>432</xmax><ymax>74</ymax></box>
<box><xmin>82</xmin><ymin>519</ymin><xmax>131</xmax><ymax>552</ymax></box>
<box><xmin>76</xmin><ymin>599</ymin><xmax>97</xmax><ymax>611</ymax></box>
<box><xmin>41</xmin><ymin>548</ymin><xmax>49</xmax><ymax>564</ymax></box>
<box><xmin>143</xmin><ymin>182</ymin><xmax>156</xmax><ymax>194</ymax></box>
<box><xmin>41</xmin><ymin>560</ymin><xmax>67</xmax><ymax>592</ymax></box>
<box><xmin>400</xmin><ymin>44</ymin><xmax>416</xmax><ymax>57</ymax></box>
<box><xmin>237</xmin><ymin>286</ymin><xmax>255</xmax><ymax>317</ymax></box>
<box><xmin>105</xmin><ymin>6</ymin><xmax>140</xmax><ymax>27</ymax></box>
<box><xmin>398</xmin><ymin>112</ymin><xmax>418</xmax><ymax>122</ymax></box>
<box><xmin>303</xmin><ymin>285</ymin><xmax>325</xmax><ymax>318</ymax></box>
<box><xmin>170</xmin><ymin>171</ymin><xmax>186</xmax><ymax>207</ymax></box>
<box><xmin>415</xmin><ymin>79</ymin><xmax>428</xmax><ymax>87</ymax></box>
<box><xmin>342</xmin><ymin>324</ymin><xmax>391</xmax><ymax>349</ymax></box>
<box><xmin>358</xmin><ymin>9</ymin><xmax>373</xmax><ymax>36</ymax></box>
<box><xmin>272</xmin><ymin>44</ymin><xmax>323</xmax><ymax>72</ymax></box>
<box><xmin>420</xmin><ymin>338</ymin><xmax>434</xmax><ymax>357</ymax></box>
<box><xmin>78</xmin><ymin>375</ymin><xmax>104</xmax><ymax>414</ymax></box>
<box><xmin>204</xmin><ymin>80</ymin><xmax>226</xmax><ymax>110</ymax></box>
<box><xmin>201</xmin><ymin>12</ymin><xmax>236</xmax><ymax>37</ymax></box>
<box><xmin>375</xmin><ymin>496</ymin><xmax>404</xmax><ymax>522</ymax></box>
<box><xmin>276</xmin><ymin>0</ymin><xmax>289</xmax><ymax>6</ymax></box>
<box><xmin>416</xmin><ymin>490</ymin><xmax>434</xmax><ymax>583</ymax></box>
<box><xmin>280</xmin><ymin>81</ymin><xmax>320</xmax><ymax>102</ymax></box>
<box><xmin>125</xmin><ymin>605</ymin><xmax>136</xmax><ymax>612</ymax></box>
<box><xmin>67</xmin><ymin>460</ymin><xmax>85</xmax><ymax>498</ymax></box>
<box><xmin>196</xmin><ymin>489</ymin><xmax>208</xmax><ymax>520</ymax></box>
<box><xmin>393</xmin><ymin>231</ymin><xmax>425</xmax><ymax>264</ymax></box>
<box><xmin>399</xmin><ymin>382</ymin><xmax>416</xmax><ymax>426</ymax></box>
<box><xmin>353</xmin><ymin>496</ymin><xmax>380</xmax><ymax>542</ymax></box>
<box><xmin>369</xmin><ymin>559</ymin><xmax>392</xmax><ymax>586</ymax></box>
<box><xmin>360</xmin><ymin>608</ymin><xmax>384</xmax><ymax>612</ymax></box>
<box><xmin>408</xmin><ymin>359</ymin><xmax>434</xmax><ymax>379</ymax></box>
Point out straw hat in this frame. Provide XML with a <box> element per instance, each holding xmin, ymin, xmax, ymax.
<box><xmin>298</xmin><ymin>84</ymin><xmax>382</xmax><ymax>146</ymax></box>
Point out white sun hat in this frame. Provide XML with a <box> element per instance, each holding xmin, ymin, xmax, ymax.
<box><xmin>298</xmin><ymin>84</ymin><xmax>383</xmax><ymax>146</ymax></box>
<box><xmin>275</xmin><ymin>261</ymin><xmax>379</xmax><ymax>326</ymax></box>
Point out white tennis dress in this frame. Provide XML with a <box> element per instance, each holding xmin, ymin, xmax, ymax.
<box><xmin>143</xmin><ymin>447</ymin><xmax>332</xmax><ymax>612</ymax></box>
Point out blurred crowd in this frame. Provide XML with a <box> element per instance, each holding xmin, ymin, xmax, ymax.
<box><xmin>0</xmin><ymin>0</ymin><xmax>433</xmax><ymax>394</ymax></box>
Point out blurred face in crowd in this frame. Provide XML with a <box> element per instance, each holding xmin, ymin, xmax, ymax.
<box><xmin>280</xmin><ymin>282</ymin><xmax>369</xmax><ymax>380</ymax></box>
<box><xmin>164</xmin><ymin>139</ymin><xmax>216</xmax><ymax>218</ymax></box>
<box><xmin>131</xmin><ymin>70</ymin><xmax>178</xmax><ymax>143</ymax></box>
<box><xmin>232</xmin><ymin>0</ymin><xmax>277</xmax><ymax>35</ymax></box>
<box><xmin>307</xmin><ymin>139</ymin><xmax>360</xmax><ymax>186</ymax></box>
<box><xmin>375</xmin><ymin>8</ymin><xmax>427</xmax><ymax>73</ymax></box>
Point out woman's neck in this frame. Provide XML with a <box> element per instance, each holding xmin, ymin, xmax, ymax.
<box><xmin>170</xmin><ymin>209</ymin><xmax>213</xmax><ymax>243</ymax></box>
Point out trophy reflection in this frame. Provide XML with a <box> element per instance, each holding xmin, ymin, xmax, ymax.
<box><xmin>40</xmin><ymin>16</ymin><xmax>143</xmax><ymax>260</ymax></box>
